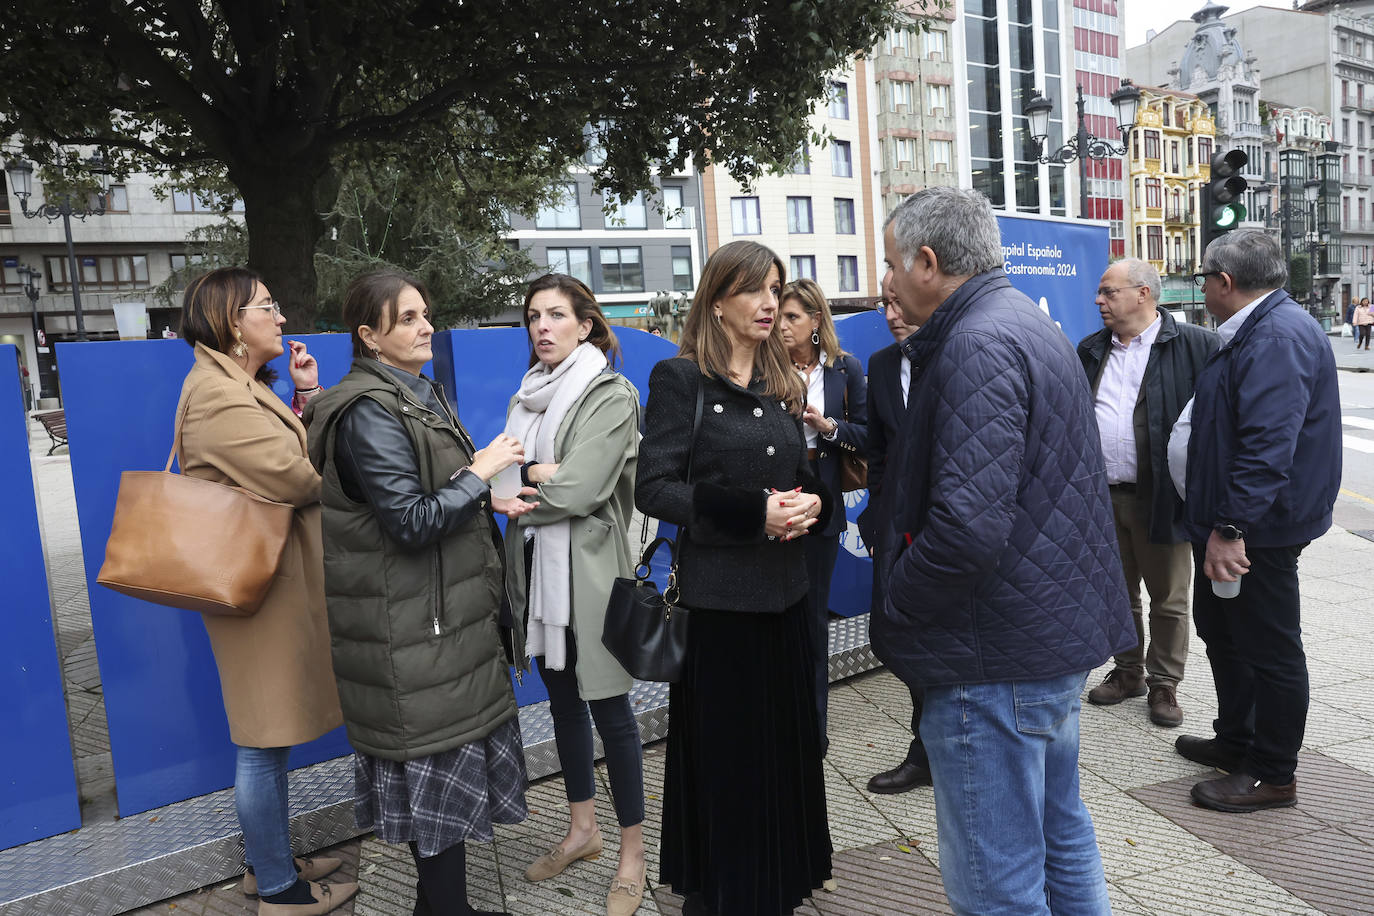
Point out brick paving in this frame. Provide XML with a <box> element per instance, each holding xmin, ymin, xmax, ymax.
<box><xmin>23</xmin><ymin>414</ymin><xmax>1374</xmax><ymax>915</ymax></box>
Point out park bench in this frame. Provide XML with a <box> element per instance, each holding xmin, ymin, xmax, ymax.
<box><xmin>34</xmin><ymin>409</ymin><xmax>68</xmax><ymax>455</ymax></box>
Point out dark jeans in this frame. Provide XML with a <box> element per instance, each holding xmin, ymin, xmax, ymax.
<box><xmin>905</xmin><ymin>686</ymin><xmax>929</xmax><ymax>766</ymax></box>
<box><xmin>538</xmin><ymin>635</ymin><xmax>645</xmax><ymax>828</ymax></box>
<box><xmin>803</xmin><ymin>532</ymin><xmax>840</xmax><ymax>754</ymax></box>
<box><xmin>1192</xmin><ymin>542</ymin><xmax>1309</xmax><ymax>785</ymax></box>
<box><xmin>1359</xmin><ymin>325</ymin><xmax>1371</xmax><ymax>347</ymax></box>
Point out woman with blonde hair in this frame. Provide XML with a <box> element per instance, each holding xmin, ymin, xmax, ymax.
<box><xmin>778</xmin><ymin>277</ymin><xmax>868</xmax><ymax>755</ymax></box>
<box><xmin>176</xmin><ymin>267</ymin><xmax>353</xmax><ymax>915</ymax></box>
<box><xmin>637</xmin><ymin>241</ymin><xmax>834</xmax><ymax>916</ymax></box>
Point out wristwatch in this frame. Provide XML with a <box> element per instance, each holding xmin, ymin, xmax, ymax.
<box><xmin>1214</xmin><ymin>522</ymin><xmax>1246</xmax><ymax>541</ymax></box>
<box><xmin>822</xmin><ymin>417</ymin><xmax>840</xmax><ymax>441</ymax></box>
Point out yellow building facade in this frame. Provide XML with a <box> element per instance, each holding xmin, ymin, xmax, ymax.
<box><xmin>1125</xmin><ymin>88</ymin><xmax>1216</xmax><ymax>287</ymax></box>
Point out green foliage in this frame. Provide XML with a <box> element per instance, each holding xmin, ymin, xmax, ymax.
<box><xmin>1289</xmin><ymin>251</ymin><xmax>1311</xmax><ymax>298</ymax></box>
<box><xmin>0</xmin><ymin>0</ymin><xmax>910</xmax><ymax>326</ymax></box>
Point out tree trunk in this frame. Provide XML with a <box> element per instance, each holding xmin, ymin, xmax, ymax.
<box><xmin>237</xmin><ymin>162</ymin><xmax>339</xmax><ymax>331</ymax></box>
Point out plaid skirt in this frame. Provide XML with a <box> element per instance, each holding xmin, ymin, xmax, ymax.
<box><xmin>354</xmin><ymin>716</ymin><xmax>528</xmax><ymax>857</ymax></box>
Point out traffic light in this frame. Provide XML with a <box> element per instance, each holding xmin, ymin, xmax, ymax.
<box><xmin>1200</xmin><ymin>149</ymin><xmax>1249</xmax><ymax>255</ymax></box>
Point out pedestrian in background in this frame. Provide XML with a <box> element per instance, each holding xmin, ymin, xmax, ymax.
<box><xmin>307</xmin><ymin>270</ymin><xmax>535</xmax><ymax>916</ymax></box>
<box><xmin>1171</xmin><ymin>230</ymin><xmax>1341</xmax><ymax>813</ymax></box>
<box><xmin>1079</xmin><ymin>259</ymin><xmax>1218</xmax><ymax>728</ymax></box>
<box><xmin>858</xmin><ymin>277</ymin><xmax>931</xmax><ymax>796</ymax></box>
<box><xmin>1353</xmin><ymin>297</ymin><xmax>1372</xmax><ymax>350</ymax></box>
<box><xmin>873</xmin><ymin>188</ymin><xmax>1134</xmax><ymax>916</ymax></box>
<box><xmin>778</xmin><ymin>277</ymin><xmax>867</xmax><ymax>756</ymax></box>
<box><xmin>503</xmin><ymin>274</ymin><xmax>647</xmax><ymax>916</ymax></box>
<box><xmin>176</xmin><ymin>267</ymin><xmax>353</xmax><ymax>915</ymax></box>
<box><xmin>637</xmin><ymin>241</ymin><xmax>833</xmax><ymax>916</ymax></box>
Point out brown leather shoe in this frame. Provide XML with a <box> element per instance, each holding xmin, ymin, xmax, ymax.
<box><xmin>525</xmin><ymin>832</ymin><xmax>602</xmax><ymax>881</ymax></box>
<box><xmin>1175</xmin><ymin>734</ymin><xmax>1244</xmax><ymax>771</ymax></box>
<box><xmin>1148</xmin><ymin>685</ymin><xmax>1183</xmax><ymax>727</ymax></box>
<box><xmin>242</xmin><ymin>856</ymin><xmax>343</xmax><ymax>897</ymax></box>
<box><xmin>1087</xmin><ymin>669</ymin><xmax>1147</xmax><ymax>706</ymax></box>
<box><xmin>1190</xmin><ymin>771</ymin><xmax>1297</xmax><ymax>813</ymax></box>
<box><xmin>257</xmin><ymin>880</ymin><xmax>358</xmax><ymax>915</ymax></box>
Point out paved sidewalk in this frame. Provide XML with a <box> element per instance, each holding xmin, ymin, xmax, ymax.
<box><xmin>26</xmin><ymin>415</ymin><xmax>1374</xmax><ymax>915</ymax></box>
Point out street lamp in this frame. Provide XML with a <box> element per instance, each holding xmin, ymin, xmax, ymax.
<box><xmin>1025</xmin><ymin>80</ymin><xmax>1141</xmax><ymax>219</ymax></box>
<box><xmin>14</xmin><ymin>264</ymin><xmax>53</xmax><ymax>401</ymax></box>
<box><xmin>1304</xmin><ymin>178</ymin><xmax>1324</xmax><ymax>318</ymax></box>
<box><xmin>4</xmin><ymin>154</ymin><xmax>110</xmax><ymax>341</ymax></box>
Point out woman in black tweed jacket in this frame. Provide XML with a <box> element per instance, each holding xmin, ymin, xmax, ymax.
<box><xmin>636</xmin><ymin>241</ymin><xmax>834</xmax><ymax>916</ymax></box>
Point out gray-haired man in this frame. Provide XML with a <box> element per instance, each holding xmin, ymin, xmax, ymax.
<box><xmin>1078</xmin><ymin>259</ymin><xmax>1218</xmax><ymax>727</ymax></box>
<box><xmin>871</xmin><ymin>187</ymin><xmax>1134</xmax><ymax>915</ymax></box>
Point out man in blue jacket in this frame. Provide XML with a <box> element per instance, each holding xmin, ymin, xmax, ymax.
<box><xmin>872</xmin><ymin>187</ymin><xmax>1135</xmax><ymax>915</ymax></box>
<box><xmin>1173</xmin><ymin>229</ymin><xmax>1341</xmax><ymax>813</ymax></box>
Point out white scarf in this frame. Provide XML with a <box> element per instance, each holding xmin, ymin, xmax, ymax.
<box><xmin>504</xmin><ymin>342</ymin><xmax>608</xmax><ymax>670</ymax></box>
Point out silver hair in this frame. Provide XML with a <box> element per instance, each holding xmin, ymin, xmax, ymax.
<box><xmin>1116</xmin><ymin>258</ymin><xmax>1161</xmax><ymax>303</ymax></box>
<box><xmin>885</xmin><ymin>187</ymin><xmax>1004</xmax><ymax>277</ymax></box>
<box><xmin>1202</xmin><ymin>229</ymin><xmax>1287</xmax><ymax>291</ymax></box>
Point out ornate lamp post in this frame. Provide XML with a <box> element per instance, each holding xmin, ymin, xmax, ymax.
<box><xmin>1304</xmin><ymin>178</ymin><xmax>1324</xmax><ymax>318</ymax></box>
<box><xmin>1025</xmin><ymin>80</ymin><xmax>1141</xmax><ymax>219</ymax></box>
<box><xmin>4</xmin><ymin>155</ymin><xmax>109</xmax><ymax>341</ymax></box>
<box><xmin>14</xmin><ymin>264</ymin><xmax>53</xmax><ymax>400</ymax></box>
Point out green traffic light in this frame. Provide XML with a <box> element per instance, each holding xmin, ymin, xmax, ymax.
<box><xmin>1214</xmin><ymin>203</ymin><xmax>1245</xmax><ymax>229</ymax></box>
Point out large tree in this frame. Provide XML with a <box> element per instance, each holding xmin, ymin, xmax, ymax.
<box><xmin>0</xmin><ymin>0</ymin><xmax>900</xmax><ymax>329</ymax></box>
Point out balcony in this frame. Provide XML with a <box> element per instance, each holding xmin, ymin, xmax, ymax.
<box><xmin>1164</xmin><ymin>258</ymin><xmax>1195</xmax><ymax>277</ymax></box>
<box><xmin>1343</xmin><ymin>171</ymin><xmax>1371</xmax><ymax>187</ymax></box>
<box><xmin>1164</xmin><ymin>206</ymin><xmax>1194</xmax><ymax>224</ymax></box>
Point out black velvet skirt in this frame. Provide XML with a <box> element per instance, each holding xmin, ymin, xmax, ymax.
<box><xmin>659</xmin><ymin>599</ymin><xmax>833</xmax><ymax>916</ymax></box>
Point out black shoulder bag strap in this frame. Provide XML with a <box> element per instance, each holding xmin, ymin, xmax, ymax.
<box><xmin>636</xmin><ymin>371</ymin><xmax>704</xmax><ymax>604</ymax></box>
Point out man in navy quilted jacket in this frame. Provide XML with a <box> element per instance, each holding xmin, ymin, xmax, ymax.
<box><xmin>871</xmin><ymin>187</ymin><xmax>1135</xmax><ymax>916</ymax></box>
<box><xmin>1171</xmin><ymin>229</ymin><xmax>1341</xmax><ymax>813</ymax></box>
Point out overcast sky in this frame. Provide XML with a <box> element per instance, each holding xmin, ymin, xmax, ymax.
<box><xmin>1123</xmin><ymin>1</ymin><xmax>1289</xmax><ymax>49</ymax></box>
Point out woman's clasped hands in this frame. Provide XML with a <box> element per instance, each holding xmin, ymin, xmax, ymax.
<box><xmin>765</xmin><ymin>487</ymin><xmax>822</xmax><ymax>541</ymax></box>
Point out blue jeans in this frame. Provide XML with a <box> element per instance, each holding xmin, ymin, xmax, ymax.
<box><xmin>235</xmin><ymin>745</ymin><xmax>296</xmax><ymax>897</ymax></box>
<box><xmin>920</xmin><ymin>671</ymin><xmax>1109</xmax><ymax>916</ymax></box>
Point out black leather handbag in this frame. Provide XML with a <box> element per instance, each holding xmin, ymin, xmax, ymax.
<box><xmin>602</xmin><ymin>535</ymin><xmax>690</xmax><ymax>682</ymax></box>
<box><xmin>601</xmin><ymin>374</ymin><xmax>703</xmax><ymax>683</ymax></box>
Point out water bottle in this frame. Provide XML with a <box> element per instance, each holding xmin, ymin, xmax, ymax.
<box><xmin>489</xmin><ymin>463</ymin><xmax>522</xmax><ymax>500</ymax></box>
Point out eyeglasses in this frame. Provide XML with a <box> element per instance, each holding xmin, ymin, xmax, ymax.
<box><xmin>1096</xmin><ymin>285</ymin><xmax>1143</xmax><ymax>299</ymax></box>
<box><xmin>1193</xmin><ymin>271</ymin><xmax>1223</xmax><ymax>289</ymax></box>
<box><xmin>239</xmin><ymin>301</ymin><xmax>283</xmax><ymax>316</ymax></box>
<box><xmin>872</xmin><ymin>298</ymin><xmax>891</xmax><ymax>311</ymax></box>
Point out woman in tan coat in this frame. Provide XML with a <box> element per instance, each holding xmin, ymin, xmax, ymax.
<box><xmin>177</xmin><ymin>267</ymin><xmax>354</xmax><ymax>916</ymax></box>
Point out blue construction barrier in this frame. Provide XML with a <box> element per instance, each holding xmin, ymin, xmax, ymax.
<box><xmin>0</xmin><ymin>343</ymin><xmax>80</xmax><ymax>850</ymax></box>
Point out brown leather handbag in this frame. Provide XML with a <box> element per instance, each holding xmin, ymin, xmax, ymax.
<box><xmin>97</xmin><ymin>402</ymin><xmax>294</xmax><ymax>616</ymax></box>
<box><xmin>839</xmin><ymin>381</ymin><xmax>868</xmax><ymax>492</ymax></box>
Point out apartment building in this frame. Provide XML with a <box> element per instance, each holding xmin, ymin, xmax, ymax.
<box><xmin>700</xmin><ymin>58</ymin><xmax>881</xmax><ymax>305</ymax></box>
<box><xmin>1124</xmin><ymin>87</ymin><xmax>1215</xmax><ymax>316</ymax></box>
<box><xmin>1073</xmin><ymin>0</ymin><xmax>1129</xmax><ymax>255</ymax></box>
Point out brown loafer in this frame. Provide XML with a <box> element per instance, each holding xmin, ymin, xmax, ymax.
<box><xmin>243</xmin><ymin>856</ymin><xmax>343</xmax><ymax>897</ymax></box>
<box><xmin>1190</xmin><ymin>771</ymin><xmax>1297</xmax><ymax>813</ymax></box>
<box><xmin>257</xmin><ymin>880</ymin><xmax>358</xmax><ymax>915</ymax></box>
<box><xmin>606</xmin><ymin>861</ymin><xmax>646</xmax><ymax>916</ymax></box>
<box><xmin>525</xmin><ymin>832</ymin><xmax>602</xmax><ymax>882</ymax></box>
<box><xmin>1148</xmin><ymin>685</ymin><xmax>1184</xmax><ymax>727</ymax></box>
<box><xmin>1087</xmin><ymin>669</ymin><xmax>1147</xmax><ymax>706</ymax></box>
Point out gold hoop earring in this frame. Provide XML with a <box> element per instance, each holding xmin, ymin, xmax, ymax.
<box><xmin>231</xmin><ymin>332</ymin><xmax>247</xmax><ymax>359</ymax></box>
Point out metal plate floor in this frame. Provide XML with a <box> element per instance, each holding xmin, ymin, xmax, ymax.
<box><xmin>0</xmin><ymin>615</ymin><xmax>878</xmax><ymax>915</ymax></box>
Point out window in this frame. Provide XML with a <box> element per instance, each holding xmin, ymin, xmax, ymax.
<box><xmin>546</xmin><ymin>247</ymin><xmax>592</xmax><ymax>285</ymax></box>
<box><xmin>1145</xmin><ymin>178</ymin><xmax>1162</xmax><ymax>209</ymax></box>
<box><xmin>929</xmin><ymin>139</ymin><xmax>953</xmax><ymax>170</ymax></box>
<box><xmin>172</xmin><ymin>189</ymin><xmax>244</xmax><ymax>213</ymax></box>
<box><xmin>889</xmin><ymin>27</ymin><xmax>909</xmax><ymax>52</ymax></box>
<box><xmin>45</xmin><ymin>254</ymin><xmax>149</xmax><ymax>290</ymax></box>
<box><xmin>0</xmin><ymin>173</ymin><xmax>10</xmax><ymax>226</ymax></box>
<box><xmin>926</xmin><ymin>83</ymin><xmax>950</xmax><ymax>114</ymax></box>
<box><xmin>829</xmin><ymin>81</ymin><xmax>850</xmax><ymax>120</ymax></box>
<box><xmin>168</xmin><ymin>252</ymin><xmax>205</xmax><ymax>274</ymax></box>
<box><xmin>1143</xmin><ymin>131</ymin><xmax>1161</xmax><ymax>160</ymax></box>
<box><xmin>662</xmin><ymin>186</ymin><xmax>691</xmax><ymax>229</ymax></box>
<box><xmin>789</xmin><ymin>143</ymin><xmax>811</xmax><ymax>175</ymax></box>
<box><xmin>831</xmin><ymin>141</ymin><xmax>853</xmax><ymax>178</ymax></box>
<box><xmin>786</xmin><ymin>196</ymin><xmax>813</xmax><ymax>234</ymax></box>
<box><xmin>584</xmin><ymin>120</ymin><xmax>609</xmax><ymax>166</ymax></box>
<box><xmin>1198</xmin><ymin>137</ymin><xmax>1212</xmax><ymax>166</ymax></box>
<box><xmin>894</xmin><ymin>137</ymin><xmax>917</xmax><ymax>167</ymax></box>
<box><xmin>672</xmin><ymin>246</ymin><xmax>693</xmax><ymax>291</ymax></box>
<box><xmin>599</xmin><ymin>247</ymin><xmax>643</xmax><ymax>292</ymax></box>
<box><xmin>837</xmin><ymin>256</ymin><xmax>859</xmax><ymax>292</ymax></box>
<box><xmin>789</xmin><ymin>255</ymin><xmax>816</xmax><ymax>281</ymax></box>
<box><xmin>1146</xmin><ymin>226</ymin><xmax>1163</xmax><ymax>261</ymax></box>
<box><xmin>535</xmin><ymin>182</ymin><xmax>580</xmax><ymax>229</ymax></box>
<box><xmin>605</xmin><ymin>191</ymin><xmax>647</xmax><ymax>229</ymax></box>
<box><xmin>922</xmin><ymin>28</ymin><xmax>947</xmax><ymax>59</ymax></box>
<box><xmin>834</xmin><ymin>198</ymin><xmax>856</xmax><ymax>234</ymax></box>
<box><xmin>891</xmin><ymin>80</ymin><xmax>914</xmax><ymax>111</ymax></box>
<box><xmin>731</xmin><ymin>196</ymin><xmax>761</xmax><ymax>235</ymax></box>
<box><xmin>102</xmin><ymin>184</ymin><xmax>129</xmax><ymax>213</ymax></box>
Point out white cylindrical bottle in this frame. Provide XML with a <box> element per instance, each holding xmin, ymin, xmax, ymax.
<box><xmin>1210</xmin><ymin>576</ymin><xmax>1242</xmax><ymax>599</ymax></box>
